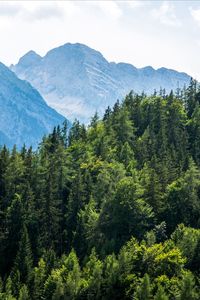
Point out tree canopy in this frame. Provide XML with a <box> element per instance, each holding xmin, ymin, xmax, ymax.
<box><xmin>0</xmin><ymin>81</ymin><xmax>200</xmax><ymax>299</ymax></box>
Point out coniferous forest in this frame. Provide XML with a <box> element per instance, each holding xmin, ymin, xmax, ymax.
<box><xmin>1</xmin><ymin>79</ymin><xmax>200</xmax><ymax>299</ymax></box>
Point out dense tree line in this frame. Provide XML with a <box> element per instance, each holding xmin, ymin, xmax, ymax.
<box><xmin>0</xmin><ymin>79</ymin><xmax>200</xmax><ymax>299</ymax></box>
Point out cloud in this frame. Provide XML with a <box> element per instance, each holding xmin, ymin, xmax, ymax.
<box><xmin>91</xmin><ymin>1</ymin><xmax>122</xmax><ymax>19</ymax></box>
<box><xmin>196</xmin><ymin>40</ymin><xmax>200</xmax><ymax>48</ymax></box>
<box><xmin>0</xmin><ymin>0</ymin><xmax>199</xmax><ymax>81</ymax></box>
<box><xmin>0</xmin><ymin>2</ymin><xmax>21</xmax><ymax>17</ymax></box>
<box><xmin>124</xmin><ymin>0</ymin><xmax>146</xmax><ymax>9</ymax></box>
<box><xmin>0</xmin><ymin>1</ymin><xmax>77</xmax><ymax>21</ymax></box>
<box><xmin>190</xmin><ymin>7</ymin><xmax>200</xmax><ymax>26</ymax></box>
<box><xmin>22</xmin><ymin>3</ymin><xmax>65</xmax><ymax>21</ymax></box>
<box><xmin>151</xmin><ymin>1</ymin><xmax>181</xmax><ymax>27</ymax></box>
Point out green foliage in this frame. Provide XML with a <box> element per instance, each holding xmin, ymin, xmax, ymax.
<box><xmin>177</xmin><ymin>272</ymin><xmax>199</xmax><ymax>300</ymax></box>
<box><xmin>33</xmin><ymin>258</ymin><xmax>47</xmax><ymax>300</ymax></box>
<box><xmin>11</xmin><ymin>226</ymin><xmax>33</xmax><ymax>286</ymax></box>
<box><xmin>165</xmin><ymin>159</ymin><xmax>200</xmax><ymax>232</ymax></box>
<box><xmin>1</xmin><ymin>86</ymin><xmax>200</xmax><ymax>298</ymax></box>
<box><xmin>18</xmin><ymin>285</ymin><xmax>29</xmax><ymax>300</ymax></box>
<box><xmin>154</xmin><ymin>285</ymin><xmax>169</xmax><ymax>300</ymax></box>
<box><xmin>134</xmin><ymin>274</ymin><xmax>152</xmax><ymax>300</ymax></box>
<box><xmin>83</xmin><ymin>249</ymin><xmax>103</xmax><ymax>299</ymax></box>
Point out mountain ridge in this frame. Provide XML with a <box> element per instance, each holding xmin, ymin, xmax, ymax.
<box><xmin>11</xmin><ymin>42</ymin><xmax>191</xmax><ymax>122</ymax></box>
<box><xmin>0</xmin><ymin>62</ymin><xmax>67</xmax><ymax>148</ymax></box>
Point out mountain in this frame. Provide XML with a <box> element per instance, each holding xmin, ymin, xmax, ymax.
<box><xmin>0</xmin><ymin>62</ymin><xmax>66</xmax><ymax>148</ymax></box>
<box><xmin>11</xmin><ymin>43</ymin><xmax>191</xmax><ymax>122</ymax></box>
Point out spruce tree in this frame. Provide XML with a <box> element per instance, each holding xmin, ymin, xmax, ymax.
<box><xmin>154</xmin><ymin>285</ymin><xmax>168</xmax><ymax>300</ymax></box>
<box><xmin>11</xmin><ymin>225</ymin><xmax>33</xmax><ymax>288</ymax></box>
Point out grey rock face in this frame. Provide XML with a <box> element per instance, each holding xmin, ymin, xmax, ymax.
<box><xmin>11</xmin><ymin>43</ymin><xmax>191</xmax><ymax>123</ymax></box>
<box><xmin>0</xmin><ymin>62</ymin><xmax>66</xmax><ymax>148</ymax></box>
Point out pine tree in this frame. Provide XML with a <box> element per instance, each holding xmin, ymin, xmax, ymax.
<box><xmin>18</xmin><ymin>285</ymin><xmax>29</xmax><ymax>300</ymax></box>
<box><xmin>33</xmin><ymin>258</ymin><xmax>47</xmax><ymax>300</ymax></box>
<box><xmin>165</xmin><ymin>159</ymin><xmax>200</xmax><ymax>232</ymax></box>
<box><xmin>4</xmin><ymin>194</ymin><xmax>24</xmax><ymax>274</ymax></box>
<box><xmin>135</xmin><ymin>274</ymin><xmax>151</xmax><ymax>300</ymax></box>
<box><xmin>178</xmin><ymin>272</ymin><xmax>198</xmax><ymax>300</ymax></box>
<box><xmin>5</xmin><ymin>276</ymin><xmax>16</xmax><ymax>300</ymax></box>
<box><xmin>154</xmin><ymin>285</ymin><xmax>168</xmax><ymax>300</ymax></box>
<box><xmin>185</xmin><ymin>78</ymin><xmax>198</xmax><ymax>117</ymax></box>
<box><xmin>11</xmin><ymin>225</ymin><xmax>33</xmax><ymax>288</ymax></box>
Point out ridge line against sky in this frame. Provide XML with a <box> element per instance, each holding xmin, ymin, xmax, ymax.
<box><xmin>0</xmin><ymin>0</ymin><xmax>200</xmax><ymax>80</ymax></box>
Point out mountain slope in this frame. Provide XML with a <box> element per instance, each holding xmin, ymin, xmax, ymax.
<box><xmin>0</xmin><ymin>62</ymin><xmax>66</xmax><ymax>148</ymax></box>
<box><xmin>11</xmin><ymin>43</ymin><xmax>191</xmax><ymax>122</ymax></box>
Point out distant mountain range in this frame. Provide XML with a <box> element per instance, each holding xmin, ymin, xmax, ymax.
<box><xmin>0</xmin><ymin>42</ymin><xmax>192</xmax><ymax>148</ymax></box>
<box><xmin>11</xmin><ymin>43</ymin><xmax>191</xmax><ymax>123</ymax></box>
<box><xmin>0</xmin><ymin>62</ymin><xmax>66</xmax><ymax>148</ymax></box>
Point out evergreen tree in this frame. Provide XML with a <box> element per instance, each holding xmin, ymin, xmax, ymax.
<box><xmin>135</xmin><ymin>274</ymin><xmax>151</xmax><ymax>300</ymax></box>
<box><xmin>11</xmin><ymin>225</ymin><xmax>33</xmax><ymax>292</ymax></box>
<box><xmin>18</xmin><ymin>285</ymin><xmax>29</xmax><ymax>300</ymax></box>
<box><xmin>1</xmin><ymin>89</ymin><xmax>200</xmax><ymax>298</ymax></box>
<box><xmin>154</xmin><ymin>285</ymin><xmax>168</xmax><ymax>300</ymax></box>
<box><xmin>178</xmin><ymin>272</ymin><xmax>198</xmax><ymax>300</ymax></box>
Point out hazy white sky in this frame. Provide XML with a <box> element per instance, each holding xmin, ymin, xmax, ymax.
<box><xmin>1</xmin><ymin>0</ymin><xmax>200</xmax><ymax>79</ymax></box>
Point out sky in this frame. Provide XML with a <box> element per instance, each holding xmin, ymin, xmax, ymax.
<box><xmin>0</xmin><ymin>0</ymin><xmax>200</xmax><ymax>79</ymax></box>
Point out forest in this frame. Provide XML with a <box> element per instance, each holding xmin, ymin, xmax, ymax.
<box><xmin>0</xmin><ymin>79</ymin><xmax>200</xmax><ymax>299</ymax></box>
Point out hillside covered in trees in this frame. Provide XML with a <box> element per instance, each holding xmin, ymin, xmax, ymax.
<box><xmin>0</xmin><ymin>79</ymin><xmax>200</xmax><ymax>299</ymax></box>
